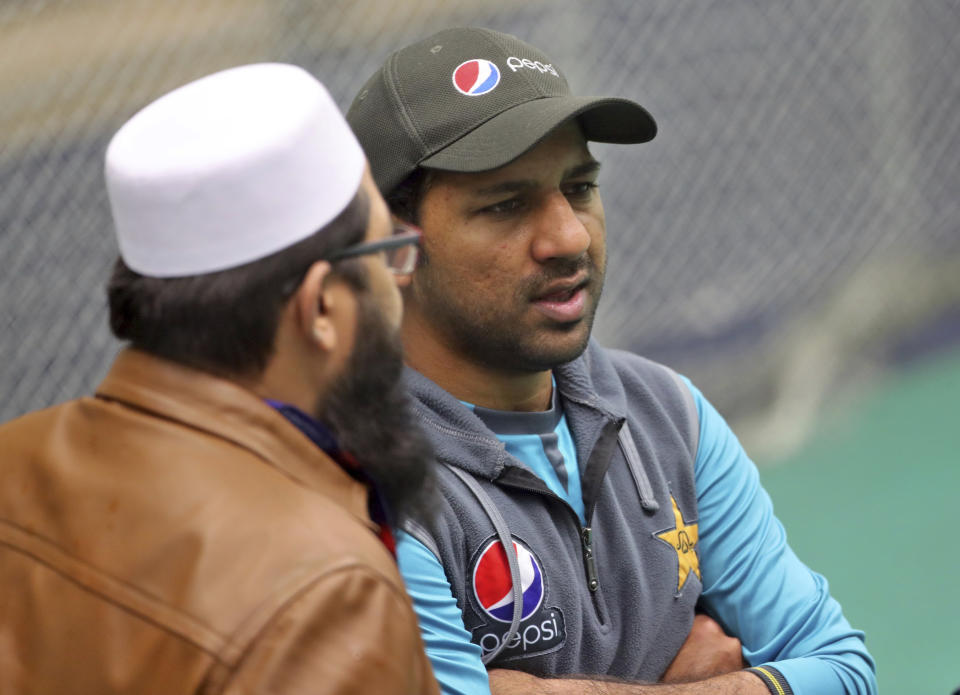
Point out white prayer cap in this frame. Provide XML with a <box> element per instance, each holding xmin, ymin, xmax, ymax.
<box><xmin>105</xmin><ymin>63</ymin><xmax>365</xmax><ymax>278</ymax></box>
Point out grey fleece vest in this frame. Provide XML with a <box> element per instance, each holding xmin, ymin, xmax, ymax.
<box><xmin>403</xmin><ymin>341</ymin><xmax>702</xmax><ymax>680</ymax></box>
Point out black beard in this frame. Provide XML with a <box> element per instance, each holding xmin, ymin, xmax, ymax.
<box><xmin>315</xmin><ymin>293</ymin><xmax>435</xmax><ymax>525</ymax></box>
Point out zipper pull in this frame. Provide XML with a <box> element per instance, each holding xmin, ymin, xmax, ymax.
<box><xmin>581</xmin><ymin>526</ymin><xmax>599</xmax><ymax>593</ymax></box>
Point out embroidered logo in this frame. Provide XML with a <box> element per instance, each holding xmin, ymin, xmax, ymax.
<box><xmin>505</xmin><ymin>56</ymin><xmax>559</xmax><ymax>76</ymax></box>
<box><xmin>473</xmin><ymin>538</ymin><xmax>544</xmax><ymax>622</ymax></box>
<box><xmin>654</xmin><ymin>495</ymin><xmax>701</xmax><ymax>594</ymax></box>
<box><xmin>452</xmin><ymin>59</ymin><xmax>501</xmax><ymax>96</ymax></box>
<box><xmin>470</xmin><ymin>537</ymin><xmax>566</xmax><ymax>661</ymax></box>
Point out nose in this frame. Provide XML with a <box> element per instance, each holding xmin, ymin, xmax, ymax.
<box><xmin>530</xmin><ymin>192</ymin><xmax>591</xmax><ymax>263</ymax></box>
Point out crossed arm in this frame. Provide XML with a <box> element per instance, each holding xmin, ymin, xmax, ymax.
<box><xmin>488</xmin><ymin>670</ymin><xmax>766</xmax><ymax>695</ymax></box>
<box><xmin>486</xmin><ymin>614</ymin><xmax>766</xmax><ymax>694</ymax></box>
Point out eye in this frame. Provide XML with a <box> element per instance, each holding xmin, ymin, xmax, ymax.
<box><xmin>563</xmin><ymin>181</ymin><xmax>599</xmax><ymax>200</ymax></box>
<box><xmin>479</xmin><ymin>197</ymin><xmax>525</xmax><ymax>215</ymax></box>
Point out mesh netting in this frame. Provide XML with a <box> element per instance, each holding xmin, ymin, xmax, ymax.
<box><xmin>2</xmin><ymin>0</ymin><xmax>958</xmax><ymax>458</ymax></box>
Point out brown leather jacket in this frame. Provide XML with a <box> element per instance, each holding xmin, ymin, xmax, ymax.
<box><xmin>0</xmin><ymin>349</ymin><xmax>439</xmax><ymax>695</ymax></box>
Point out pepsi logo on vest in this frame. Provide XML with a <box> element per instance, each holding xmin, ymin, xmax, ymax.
<box><xmin>470</xmin><ymin>538</ymin><xmax>566</xmax><ymax>661</ymax></box>
<box><xmin>473</xmin><ymin>539</ymin><xmax>544</xmax><ymax>622</ymax></box>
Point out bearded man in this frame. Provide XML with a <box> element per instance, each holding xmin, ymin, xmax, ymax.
<box><xmin>0</xmin><ymin>63</ymin><xmax>437</xmax><ymax>695</ymax></box>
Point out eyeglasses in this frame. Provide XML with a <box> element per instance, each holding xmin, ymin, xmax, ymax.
<box><xmin>280</xmin><ymin>222</ymin><xmax>422</xmax><ymax>299</ymax></box>
<box><xmin>326</xmin><ymin>221</ymin><xmax>421</xmax><ymax>276</ymax></box>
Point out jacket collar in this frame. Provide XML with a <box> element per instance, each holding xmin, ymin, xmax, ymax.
<box><xmin>404</xmin><ymin>340</ymin><xmax>626</xmax><ymax>481</ymax></box>
<box><xmin>403</xmin><ymin>366</ymin><xmax>508</xmax><ymax>480</ymax></box>
<box><xmin>96</xmin><ymin>348</ymin><xmax>373</xmax><ymax>528</ymax></box>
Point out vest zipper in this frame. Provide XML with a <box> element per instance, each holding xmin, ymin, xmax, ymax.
<box><xmin>497</xmin><ymin>468</ymin><xmax>607</xmax><ymax>622</ymax></box>
<box><xmin>581</xmin><ymin>526</ymin><xmax>599</xmax><ymax>592</ymax></box>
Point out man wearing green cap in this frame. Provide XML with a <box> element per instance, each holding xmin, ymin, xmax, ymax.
<box><xmin>347</xmin><ymin>27</ymin><xmax>876</xmax><ymax>695</ymax></box>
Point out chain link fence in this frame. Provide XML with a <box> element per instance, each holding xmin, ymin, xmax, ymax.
<box><xmin>2</xmin><ymin>0</ymin><xmax>958</xmax><ymax>459</ymax></box>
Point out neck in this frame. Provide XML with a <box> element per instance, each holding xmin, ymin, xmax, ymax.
<box><xmin>246</xmin><ymin>358</ymin><xmax>318</xmax><ymax>415</ymax></box>
<box><xmin>246</xmin><ymin>314</ymin><xmax>327</xmax><ymax>416</ymax></box>
<box><xmin>401</xmin><ymin>313</ymin><xmax>553</xmax><ymax>412</ymax></box>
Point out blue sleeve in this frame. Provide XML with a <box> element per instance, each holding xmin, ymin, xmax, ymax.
<box><xmin>395</xmin><ymin>530</ymin><xmax>492</xmax><ymax>695</ymax></box>
<box><xmin>682</xmin><ymin>376</ymin><xmax>877</xmax><ymax>695</ymax></box>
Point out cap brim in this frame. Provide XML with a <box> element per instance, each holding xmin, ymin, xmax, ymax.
<box><xmin>420</xmin><ymin>96</ymin><xmax>656</xmax><ymax>174</ymax></box>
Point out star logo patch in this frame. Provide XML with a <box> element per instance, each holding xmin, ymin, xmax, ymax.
<box><xmin>654</xmin><ymin>495</ymin><xmax>701</xmax><ymax>594</ymax></box>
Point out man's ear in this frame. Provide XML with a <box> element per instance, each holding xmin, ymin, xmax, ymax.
<box><xmin>294</xmin><ymin>260</ymin><xmax>338</xmax><ymax>353</ymax></box>
<box><xmin>391</xmin><ymin>213</ymin><xmax>417</xmax><ymax>291</ymax></box>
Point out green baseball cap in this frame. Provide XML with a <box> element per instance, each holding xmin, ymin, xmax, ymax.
<box><xmin>346</xmin><ymin>27</ymin><xmax>657</xmax><ymax>194</ymax></box>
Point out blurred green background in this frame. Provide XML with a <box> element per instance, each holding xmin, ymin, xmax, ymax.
<box><xmin>760</xmin><ymin>347</ymin><xmax>960</xmax><ymax>695</ymax></box>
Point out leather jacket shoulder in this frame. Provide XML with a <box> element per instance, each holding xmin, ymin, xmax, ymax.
<box><xmin>0</xmin><ymin>349</ymin><xmax>438</xmax><ymax>694</ymax></box>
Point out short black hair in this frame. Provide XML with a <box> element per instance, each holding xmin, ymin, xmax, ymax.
<box><xmin>385</xmin><ymin>167</ymin><xmax>434</xmax><ymax>225</ymax></box>
<box><xmin>107</xmin><ymin>189</ymin><xmax>370</xmax><ymax>379</ymax></box>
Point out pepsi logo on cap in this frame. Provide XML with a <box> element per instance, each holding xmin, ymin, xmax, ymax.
<box><xmin>452</xmin><ymin>59</ymin><xmax>501</xmax><ymax>96</ymax></box>
<box><xmin>473</xmin><ymin>539</ymin><xmax>544</xmax><ymax>622</ymax></box>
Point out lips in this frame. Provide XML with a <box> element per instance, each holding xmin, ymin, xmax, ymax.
<box><xmin>532</xmin><ymin>276</ymin><xmax>590</xmax><ymax>323</ymax></box>
<box><xmin>532</xmin><ymin>272</ymin><xmax>589</xmax><ymax>302</ymax></box>
<box><xmin>537</xmin><ymin>285</ymin><xmax>580</xmax><ymax>302</ymax></box>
